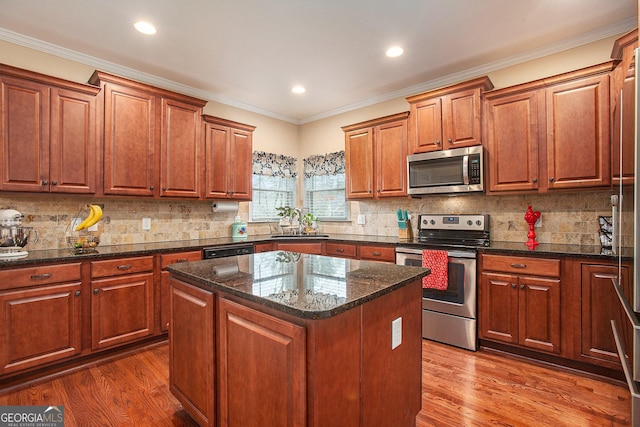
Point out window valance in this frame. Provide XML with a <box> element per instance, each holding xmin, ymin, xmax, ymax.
<box><xmin>253</xmin><ymin>151</ymin><xmax>298</xmax><ymax>178</ymax></box>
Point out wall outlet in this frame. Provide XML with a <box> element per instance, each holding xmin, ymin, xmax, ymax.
<box><xmin>391</xmin><ymin>317</ymin><xmax>402</xmax><ymax>350</ymax></box>
<box><xmin>142</xmin><ymin>217</ymin><xmax>151</xmax><ymax>231</ymax></box>
<box><xmin>357</xmin><ymin>214</ymin><xmax>365</xmax><ymax>225</ymax></box>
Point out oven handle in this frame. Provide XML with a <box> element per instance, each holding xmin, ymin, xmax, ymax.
<box><xmin>395</xmin><ymin>247</ymin><xmax>476</xmax><ymax>259</ymax></box>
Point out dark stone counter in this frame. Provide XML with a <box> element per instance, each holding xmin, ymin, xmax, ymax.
<box><xmin>167</xmin><ymin>251</ymin><xmax>429</xmax><ymax>319</ymax></box>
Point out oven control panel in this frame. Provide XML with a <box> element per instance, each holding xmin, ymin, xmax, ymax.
<box><xmin>419</xmin><ymin>214</ymin><xmax>489</xmax><ymax>232</ymax></box>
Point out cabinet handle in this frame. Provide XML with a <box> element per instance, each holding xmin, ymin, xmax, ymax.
<box><xmin>93</xmin><ymin>288</ymin><xmax>99</xmax><ymax>294</ymax></box>
<box><xmin>51</xmin><ymin>181</ymin><xmax>57</xmax><ymax>186</ymax></box>
<box><xmin>511</xmin><ymin>283</ymin><xmax>516</xmax><ymax>288</ymax></box>
<box><xmin>42</xmin><ymin>180</ymin><xmax>48</xmax><ymax>186</ymax></box>
<box><xmin>175</xmin><ymin>258</ymin><xmax>189</xmax><ymax>263</ymax></box>
<box><xmin>436</xmin><ymin>140</ymin><xmax>441</xmax><ymax>146</ymax></box>
<box><xmin>30</xmin><ymin>273</ymin><xmax>52</xmax><ymax>280</ymax></box>
<box><xmin>549</xmin><ymin>177</ymin><xmax>555</xmax><ymax>183</ymax></box>
<box><xmin>532</xmin><ymin>178</ymin><xmax>537</xmax><ymax>183</ymax></box>
<box><xmin>520</xmin><ymin>284</ymin><xmax>525</xmax><ymax>290</ymax></box>
<box><xmin>372</xmin><ymin>251</ymin><xmax>381</xmax><ymax>256</ymax></box>
<box><xmin>75</xmin><ymin>291</ymin><xmax>81</xmax><ymax>297</ymax></box>
<box><xmin>336</xmin><ymin>248</ymin><xmax>345</xmax><ymax>253</ymax></box>
<box><xmin>162</xmin><ymin>187</ymin><xmax>167</xmax><ymax>191</ymax></box>
<box><xmin>117</xmin><ymin>264</ymin><xmax>132</xmax><ymax>270</ymax></box>
<box><xmin>150</xmin><ymin>186</ymin><xmax>155</xmax><ymax>190</ymax></box>
<box><xmin>448</xmin><ymin>138</ymin><xmax>452</xmax><ymax>143</ymax></box>
<box><xmin>510</xmin><ymin>263</ymin><xmax>526</xmax><ymax>269</ymax></box>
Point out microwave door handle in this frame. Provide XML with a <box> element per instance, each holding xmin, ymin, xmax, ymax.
<box><xmin>462</xmin><ymin>155</ymin><xmax>470</xmax><ymax>185</ymax></box>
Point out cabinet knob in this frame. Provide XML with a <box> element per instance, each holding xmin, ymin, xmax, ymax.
<box><xmin>448</xmin><ymin>138</ymin><xmax>452</xmax><ymax>143</ymax></box>
<box><xmin>532</xmin><ymin>178</ymin><xmax>538</xmax><ymax>183</ymax></box>
<box><xmin>51</xmin><ymin>181</ymin><xmax>57</xmax><ymax>186</ymax></box>
<box><xmin>93</xmin><ymin>288</ymin><xmax>99</xmax><ymax>294</ymax></box>
<box><xmin>162</xmin><ymin>187</ymin><xmax>167</xmax><ymax>191</ymax></box>
<box><xmin>520</xmin><ymin>284</ymin><xmax>525</xmax><ymax>290</ymax></box>
<box><xmin>75</xmin><ymin>290</ymin><xmax>81</xmax><ymax>297</ymax></box>
<box><xmin>150</xmin><ymin>186</ymin><xmax>155</xmax><ymax>190</ymax></box>
<box><xmin>436</xmin><ymin>140</ymin><xmax>441</xmax><ymax>146</ymax></box>
<box><xmin>42</xmin><ymin>180</ymin><xmax>48</xmax><ymax>186</ymax></box>
<box><xmin>549</xmin><ymin>177</ymin><xmax>555</xmax><ymax>183</ymax></box>
<box><xmin>511</xmin><ymin>283</ymin><xmax>516</xmax><ymax>289</ymax></box>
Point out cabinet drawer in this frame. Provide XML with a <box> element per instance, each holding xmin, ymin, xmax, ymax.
<box><xmin>91</xmin><ymin>256</ymin><xmax>154</xmax><ymax>278</ymax></box>
<box><xmin>325</xmin><ymin>242</ymin><xmax>357</xmax><ymax>258</ymax></box>
<box><xmin>482</xmin><ymin>254</ymin><xmax>560</xmax><ymax>277</ymax></box>
<box><xmin>359</xmin><ymin>245</ymin><xmax>396</xmax><ymax>262</ymax></box>
<box><xmin>0</xmin><ymin>263</ymin><xmax>82</xmax><ymax>291</ymax></box>
<box><xmin>160</xmin><ymin>251</ymin><xmax>201</xmax><ymax>269</ymax></box>
<box><xmin>254</xmin><ymin>243</ymin><xmax>274</xmax><ymax>253</ymax></box>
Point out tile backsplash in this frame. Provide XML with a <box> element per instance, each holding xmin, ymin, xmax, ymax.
<box><xmin>0</xmin><ymin>189</ymin><xmax>629</xmax><ymax>252</ymax></box>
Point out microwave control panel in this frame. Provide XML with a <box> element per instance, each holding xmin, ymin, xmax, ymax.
<box><xmin>469</xmin><ymin>154</ymin><xmax>481</xmax><ymax>184</ymax></box>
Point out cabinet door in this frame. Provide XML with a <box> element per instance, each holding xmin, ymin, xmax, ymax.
<box><xmin>485</xmin><ymin>90</ymin><xmax>540</xmax><ymax>192</ymax></box>
<box><xmin>345</xmin><ymin>128</ymin><xmax>374</xmax><ymax>199</ymax></box>
<box><xmin>545</xmin><ymin>74</ymin><xmax>610</xmax><ymax>189</ymax></box>
<box><xmin>580</xmin><ymin>264</ymin><xmax>629</xmax><ymax>366</ymax></box>
<box><xmin>91</xmin><ymin>272</ymin><xmax>154</xmax><ymax>350</ymax></box>
<box><xmin>218</xmin><ymin>297</ymin><xmax>305</xmax><ymax>427</ymax></box>
<box><xmin>408</xmin><ymin>97</ymin><xmax>442</xmax><ymax>153</ymax></box>
<box><xmin>375</xmin><ymin>119</ymin><xmax>407</xmax><ymax>197</ymax></box>
<box><xmin>479</xmin><ymin>272</ymin><xmax>519</xmax><ymax>344</ymax></box>
<box><xmin>160</xmin><ymin>97</ymin><xmax>202</xmax><ymax>198</ymax></box>
<box><xmin>103</xmin><ymin>83</ymin><xmax>156</xmax><ymax>196</ymax></box>
<box><xmin>50</xmin><ymin>87</ymin><xmax>97</xmax><ymax>194</ymax></box>
<box><xmin>0</xmin><ymin>283</ymin><xmax>81</xmax><ymax>374</ymax></box>
<box><xmin>519</xmin><ymin>275</ymin><xmax>561</xmax><ymax>354</ymax></box>
<box><xmin>228</xmin><ymin>127</ymin><xmax>252</xmax><ymax>200</ymax></box>
<box><xmin>169</xmin><ymin>277</ymin><xmax>215</xmax><ymax>427</ymax></box>
<box><xmin>0</xmin><ymin>76</ymin><xmax>49</xmax><ymax>192</ymax></box>
<box><xmin>204</xmin><ymin>122</ymin><xmax>230</xmax><ymax>199</ymax></box>
<box><xmin>443</xmin><ymin>88</ymin><xmax>483</xmax><ymax>150</ymax></box>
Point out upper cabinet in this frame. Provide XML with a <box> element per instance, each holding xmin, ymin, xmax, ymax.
<box><xmin>0</xmin><ymin>64</ymin><xmax>100</xmax><ymax>194</ymax></box>
<box><xmin>484</xmin><ymin>62</ymin><xmax>614</xmax><ymax>193</ymax></box>
<box><xmin>342</xmin><ymin>112</ymin><xmax>409</xmax><ymax>200</ymax></box>
<box><xmin>89</xmin><ymin>71</ymin><xmax>207</xmax><ymax>198</ymax></box>
<box><xmin>202</xmin><ymin>115</ymin><xmax>254</xmax><ymax>200</ymax></box>
<box><xmin>405</xmin><ymin>77</ymin><xmax>493</xmax><ymax>154</ymax></box>
<box><xmin>610</xmin><ymin>29</ymin><xmax>638</xmax><ymax>187</ymax></box>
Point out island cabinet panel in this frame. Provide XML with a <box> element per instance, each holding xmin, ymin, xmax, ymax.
<box><xmin>323</xmin><ymin>242</ymin><xmax>357</xmax><ymax>258</ymax></box>
<box><xmin>274</xmin><ymin>242</ymin><xmax>323</xmax><ymax>254</ymax></box>
<box><xmin>90</xmin><ymin>256</ymin><xmax>154</xmax><ymax>350</ymax></box>
<box><xmin>358</xmin><ymin>244</ymin><xmax>396</xmax><ymax>263</ymax></box>
<box><xmin>0</xmin><ymin>282</ymin><xmax>82</xmax><ymax>375</ymax></box>
<box><xmin>218</xmin><ymin>297</ymin><xmax>306</xmax><ymax>427</ymax></box>
<box><xmin>169</xmin><ymin>277</ymin><xmax>215</xmax><ymax>427</ymax></box>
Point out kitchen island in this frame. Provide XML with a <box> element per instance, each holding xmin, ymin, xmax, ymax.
<box><xmin>167</xmin><ymin>251</ymin><xmax>429</xmax><ymax>427</ymax></box>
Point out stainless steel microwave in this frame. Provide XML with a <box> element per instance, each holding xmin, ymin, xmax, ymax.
<box><xmin>407</xmin><ymin>145</ymin><xmax>484</xmax><ymax>195</ymax></box>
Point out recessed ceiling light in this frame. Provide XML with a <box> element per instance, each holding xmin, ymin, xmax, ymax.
<box><xmin>292</xmin><ymin>85</ymin><xmax>306</xmax><ymax>94</ymax></box>
<box><xmin>386</xmin><ymin>46</ymin><xmax>404</xmax><ymax>58</ymax></box>
<box><xmin>134</xmin><ymin>21</ymin><xmax>157</xmax><ymax>35</ymax></box>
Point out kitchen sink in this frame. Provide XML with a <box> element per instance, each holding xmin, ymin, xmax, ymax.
<box><xmin>270</xmin><ymin>234</ymin><xmax>330</xmax><ymax>239</ymax></box>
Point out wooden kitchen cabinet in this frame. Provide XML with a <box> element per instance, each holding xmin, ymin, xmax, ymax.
<box><xmin>578</xmin><ymin>262</ymin><xmax>631</xmax><ymax>369</ymax></box>
<box><xmin>203</xmin><ymin>115</ymin><xmax>254</xmax><ymax>200</ymax></box>
<box><xmin>159</xmin><ymin>250</ymin><xmax>202</xmax><ymax>332</ymax></box>
<box><xmin>169</xmin><ymin>276</ymin><xmax>215</xmax><ymax>427</ymax></box>
<box><xmin>0</xmin><ymin>263</ymin><xmax>82</xmax><ymax>375</ymax></box>
<box><xmin>610</xmin><ymin>29</ymin><xmax>637</xmax><ymax>187</ymax></box>
<box><xmin>0</xmin><ymin>64</ymin><xmax>100</xmax><ymax>194</ymax></box>
<box><xmin>485</xmin><ymin>62</ymin><xmax>614</xmax><ymax>193</ymax></box>
<box><xmin>358</xmin><ymin>244</ymin><xmax>396</xmax><ymax>263</ymax></box>
<box><xmin>254</xmin><ymin>242</ymin><xmax>274</xmax><ymax>253</ymax></box>
<box><xmin>343</xmin><ymin>112</ymin><xmax>409</xmax><ymax>200</ymax></box>
<box><xmin>90</xmin><ymin>256</ymin><xmax>155</xmax><ymax>350</ymax></box>
<box><xmin>218</xmin><ymin>297</ymin><xmax>306</xmax><ymax>427</ymax></box>
<box><xmin>405</xmin><ymin>76</ymin><xmax>493</xmax><ymax>153</ymax></box>
<box><xmin>479</xmin><ymin>254</ymin><xmax>561</xmax><ymax>354</ymax></box>
<box><xmin>274</xmin><ymin>242</ymin><xmax>323</xmax><ymax>254</ymax></box>
<box><xmin>324</xmin><ymin>242</ymin><xmax>357</xmax><ymax>258</ymax></box>
<box><xmin>89</xmin><ymin>71</ymin><xmax>206</xmax><ymax>198</ymax></box>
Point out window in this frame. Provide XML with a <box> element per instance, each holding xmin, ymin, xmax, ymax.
<box><xmin>250</xmin><ymin>151</ymin><xmax>298</xmax><ymax>222</ymax></box>
<box><xmin>303</xmin><ymin>151</ymin><xmax>348</xmax><ymax>221</ymax></box>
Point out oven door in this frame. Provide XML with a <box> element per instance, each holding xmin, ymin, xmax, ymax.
<box><xmin>396</xmin><ymin>247</ymin><xmax>477</xmax><ymax>319</ymax></box>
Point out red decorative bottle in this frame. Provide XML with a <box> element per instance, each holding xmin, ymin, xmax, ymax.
<box><xmin>524</xmin><ymin>205</ymin><xmax>541</xmax><ymax>249</ymax></box>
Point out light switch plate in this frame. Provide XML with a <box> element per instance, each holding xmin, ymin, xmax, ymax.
<box><xmin>142</xmin><ymin>217</ymin><xmax>151</xmax><ymax>230</ymax></box>
<box><xmin>391</xmin><ymin>317</ymin><xmax>402</xmax><ymax>349</ymax></box>
<box><xmin>357</xmin><ymin>214</ymin><xmax>365</xmax><ymax>225</ymax></box>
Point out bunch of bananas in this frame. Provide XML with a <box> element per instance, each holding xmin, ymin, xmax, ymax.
<box><xmin>75</xmin><ymin>204</ymin><xmax>103</xmax><ymax>231</ymax></box>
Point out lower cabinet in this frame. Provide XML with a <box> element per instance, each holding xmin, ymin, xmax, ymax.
<box><xmin>0</xmin><ymin>263</ymin><xmax>82</xmax><ymax>374</ymax></box>
<box><xmin>323</xmin><ymin>242</ymin><xmax>357</xmax><ymax>258</ymax></box>
<box><xmin>479</xmin><ymin>254</ymin><xmax>561</xmax><ymax>354</ymax></box>
<box><xmin>359</xmin><ymin>244</ymin><xmax>396</xmax><ymax>263</ymax></box>
<box><xmin>578</xmin><ymin>262</ymin><xmax>631</xmax><ymax>369</ymax></box>
<box><xmin>273</xmin><ymin>242</ymin><xmax>323</xmax><ymax>254</ymax></box>
<box><xmin>90</xmin><ymin>256</ymin><xmax>155</xmax><ymax>350</ymax></box>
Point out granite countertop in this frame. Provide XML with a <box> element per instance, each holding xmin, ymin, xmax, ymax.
<box><xmin>168</xmin><ymin>251</ymin><xmax>429</xmax><ymax>320</ymax></box>
<box><xmin>0</xmin><ymin>232</ymin><xmax>629</xmax><ymax>267</ymax></box>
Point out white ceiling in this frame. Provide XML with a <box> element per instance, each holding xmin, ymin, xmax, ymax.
<box><xmin>0</xmin><ymin>0</ymin><xmax>637</xmax><ymax>124</ymax></box>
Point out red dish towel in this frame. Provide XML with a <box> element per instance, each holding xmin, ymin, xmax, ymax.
<box><xmin>422</xmin><ymin>249</ymin><xmax>449</xmax><ymax>290</ymax></box>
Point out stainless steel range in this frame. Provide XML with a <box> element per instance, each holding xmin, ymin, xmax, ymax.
<box><xmin>396</xmin><ymin>214</ymin><xmax>489</xmax><ymax>351</ymax></box>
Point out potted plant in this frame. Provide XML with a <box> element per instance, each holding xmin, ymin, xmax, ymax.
<box><xmin>300</xmin><ymin>213</ymin><xmax>319</xmax><ymax>234</ymax></box>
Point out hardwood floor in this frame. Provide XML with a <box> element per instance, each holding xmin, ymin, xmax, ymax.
<box><xmin>0</xmin><ymin>340</ymin><xmax>631</xmax><ymax>426</ymax></box>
